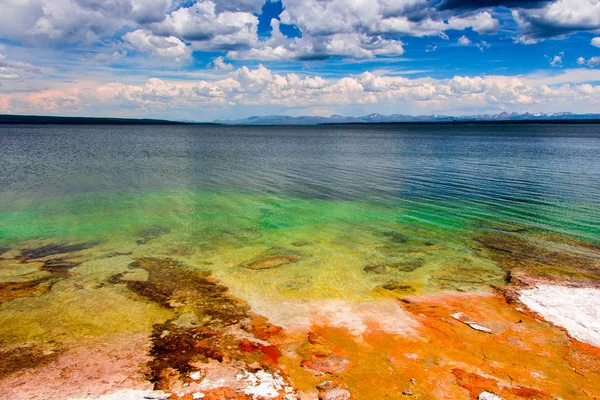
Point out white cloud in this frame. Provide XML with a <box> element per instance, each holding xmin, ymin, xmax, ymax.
<box><xmin>123</xmin><ymin>29</ymin><xmax>191</xmax><ymax>61</ymax></box>
<box><xmin>546</xmin><ymin>51</ymin><xmax>564</xmax><ymax>67</ymax></box>
<box><xmin>574</xmin><ymin>56</ymin><xmax>600</xmax><ymax>68</ymax></box>
<box><xmin>514</xmin><ymin>0</ymin><xmax>600</xmax><ymax>43</ymax></box>
<box><xmin>6</xmin><ymin>65</ymin><xmax>600</xmax><ymax>117</ymax></box>
<box><xmin>0</xmin><ymin>47</ymin><xmax>43</xmax><ymax>80</ymax></box>
<box><xmin>154</xmin><ymin>1</ymin><xmax>259</xmax><ymax>49</ymax></box>
<box><xmin>592</xmin><ymin>37</ymin><xmax>600</xmax><ymax>48</ymax></box>
<box><xmin>209</xmin><ymin>56</ymin><xmax>233</xmax><ymax>70</ymax></box>
<box><xmin>458</xmin><ymin>36</ymin><xmax>472</xmax><ymax>45</ymax></box>
<box><xmin>227</xmin><ymin>18</ymin><xmax>405</xmax><ymax>61</ymax></box>
<box><xmin>588</xmin><ymin>57</ymin><xmax>600</xmax><ymax>67</ymax></box>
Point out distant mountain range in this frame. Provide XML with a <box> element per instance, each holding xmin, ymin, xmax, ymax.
<box><xmin>2</xmin><ymin>112</ymin><xmax>600</xmax><ymax>125</ymax></box>
<box><xmin>215</xmin><ymin>112</ymin><xmax>600</xmax><ymax>125</ymax></box>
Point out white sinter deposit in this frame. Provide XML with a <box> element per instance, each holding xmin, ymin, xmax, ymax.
<box><xmin>519</xmin><ymin>285</ymin><xmax>600</xmax><ymax>348</ymax></box>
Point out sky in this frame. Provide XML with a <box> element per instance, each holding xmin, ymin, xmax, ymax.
<box><xmin>1</xmin><ymin>0</ymin><xmax>600</xmax><ymax>121</ymax></box>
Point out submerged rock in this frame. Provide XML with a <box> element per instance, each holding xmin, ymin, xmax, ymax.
<box><xmin>41</xmin><ymin>258</ymin><xmax>80</xmax><ymax>273</ymax></box>
<box><xmin>378</xmin><ymin>282</ymin><xmax>415</xmax><ymax>293</ymax></box>
<box><xmin>291</xmin><ymin>241</ymin><xmax>313</xmax><ymax>247</ymax></box>
<box><xmin>363</xmin><ymin>264</ymin><xmax>387</xmax><ymax>274</ymax></box>
<box><xmin>240</xmin><ymin>251</ymin><xmax>302</xmax><ymax>270</ymax></box>
<box><xmin>388</xmin><ymin>260</ymin><xmax>425</xmax><ymax>273</ymax></box>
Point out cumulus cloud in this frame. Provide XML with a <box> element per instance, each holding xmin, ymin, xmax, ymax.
<box><xmin>123</xmin><ymin>29</ymin><xmax>191</xmax><ymax>61</ymax></box>
<box><xmin>575</xmin><ymin>56</ymin><xmax>600</xmax><ymax>68</ymax></box>
<box><xmin>1</xmin><ymin>0</ymin><xmax>600</xmax><ymax>62</ymax></box>
<box><xmin>513</xmin><ymin>0</ymin><xmax>600</xmax><ymax>43</ymax></box>
<box><xmin>588</xmin><ymin>57</ymin><xmax>600</xmax><ymax>67</ymax></box>
<box><xmin>592</xmin><ymin>37</ymin><xmax>600</xmax><ymax>47</ymax></box>
<box><xmin>153</xmin><ymin>1</ymin><xmax>259</xmax><ymax>49</ymax></box>
<box><xmin>546</xmin><ymin>51</ymin><xmax>564</xmax><ymax>67</ymax></box>
<box><xmin>5</xmin><ymin>65</ymin><xmax>600</xmax><ymax>116</ymax></box>
<box><xmin>208</xmin><ymin>56</ymin><xmax>234</xmax><ymax>70</ymax></box>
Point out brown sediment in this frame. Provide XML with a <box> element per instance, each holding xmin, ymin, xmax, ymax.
<box><xmin>148</xmin><ymin>323</ymin><xmax>223</xmax><ymax>388</ymax></box>
<box><xmin>0</xmin><ymin>345</ymin><xmax>58</xmax><ymax>379</ymax></box>
<box><xmin>109</xmin><ymin>257</ymin><xmax>297</xmax><ymax>397</ymax></box>
<box><xmin>0</xmin><ymin>278</ymin><xmax>56</xmax><ymax>304</ymax></box>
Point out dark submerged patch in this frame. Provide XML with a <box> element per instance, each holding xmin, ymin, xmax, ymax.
<box><xmin>378</xmin><ymin>282</ymin><xmax>415</xmax><ymax>293</ymax></box>
<box><xmin>148</xmin><ymin>323</ymin><xmax>222</xmax><ymax>387</ymax></box>
<box><xmin>135</xmin><ymin>226</ymin><xmax>171</xmax><ymax>245</ymax></box>
<box><xmin>364</xmin><ymin>264</ymin><xmax>388</xmax><ymax>274</ymax></box>
<box><xmin>41</xmin><ymin>258</ymin><xmax>80</xmax><ymax>274</ymax></box>
<box><xmin>0</xmin><ymin>247</ymin><xmax>10</xmax><ymax>257</ymax></box>
<box><xmin>240</xmin><ymin>251</ymin><xmax>302</xmax><ymax>270</ymax></box>
<box><xmin>19</xmin><ymin>242</ymin><xmax>94</xmax><ymax>260</ymax></box>
<box><xmin>475</xmin><ymin>232</ymin><xmax>600</xmax><ymax>282</ymax></box>
<box><xmin>388</xmin><ymin>259</ymin><xmax>425</xmax><ymax>272</ymax></box>
<box><xmin>382</xmin><ymin>231</ymin><xmax>409</xmax><ymax>244</ymax></box>
<box><xmin>116</xmin><ymin>257</ymin><xmax>279</xmax><ymax>391</ymax></box>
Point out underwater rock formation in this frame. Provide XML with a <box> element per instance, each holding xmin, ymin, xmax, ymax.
<box><xmin>240</xmin><ymin>250</ymin><xmax>302</xmax><ymax>270</ymax></box>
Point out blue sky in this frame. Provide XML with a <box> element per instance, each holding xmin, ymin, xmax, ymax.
<box><xmin>1</xmin><ymin>0</ymin><xmax>600</xmax><ymax>121</ymax></box>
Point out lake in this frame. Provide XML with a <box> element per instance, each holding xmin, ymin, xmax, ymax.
<box><xmin>1</xmin><ymin>123</ymin><xmax>600</xmax><ymax>399</ymax></box>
